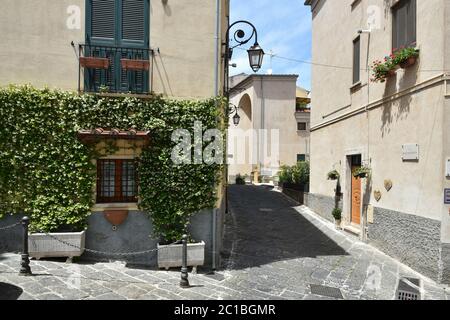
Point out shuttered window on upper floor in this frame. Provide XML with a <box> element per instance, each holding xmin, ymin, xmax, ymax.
<box><xmin>91</xmin><ymin>0</ymin><xmax>115</xmax><ymax>39</ymax></box>
<box><xmin>89</xmin><ymin>0</ymin><xmax>147</xmax><ymax>44</ymax></box>
<box><xmin>392</xmin><ymin>0</ymin><xmax>416</xmax><ymax>49</ymax></box>
<box><xmin>122</xmin><ymin>0</ymin><xmax>145</xmax><ymax>41</ymax></box>
<box><xmin>353</xmin><ymin>36</ymin><xmax>360</xmax><ymax>85</ymax></box>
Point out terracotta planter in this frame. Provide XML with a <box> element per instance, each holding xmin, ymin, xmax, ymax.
<box><xmin>79</xmin><ymin>56</ymin><xmax>110</xmax><ymax>69</ymax></box>
<box><xmin>104</xmin><ymin>210</ymin><xmax>129</xmax><ymax>226</ymax></box>
<box><xmin>400</xmin><ymin>56</ymin><xmax>417</xmax><ymax>69</ymax></box>
<box><xmin>121</xmin><ymin>59</ymin><xmax>150</xmax><ymax>71</ymax></box>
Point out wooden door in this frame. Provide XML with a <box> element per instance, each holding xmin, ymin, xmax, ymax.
<box><xmin>351</xmin><ymin>166</ymin><xmax>361</xmax><ymax>225</ymax></box>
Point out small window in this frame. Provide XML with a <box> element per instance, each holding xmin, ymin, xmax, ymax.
<box><xmin>353</xmin><ymin>36</ymin><xmax>361</xmax><ymax>85</ymax></box>
<box><xmin>297</xmin><ymin>122</ymin><xmax>307</xmax><ymax>131</ymax></box>
<box><xmin>297</xmin><ymin>154</ymin><xmax>306</xmax><ymax>162</ymax></box>
<box><xmin>97</xmin><ymin>159</ymin><xmax>137</xmax><ymax>203</ymax></box>
<box><xmin>393</xmin><ymin>0</ymin><xmax>416</xmax><ymax>49</ymax></box>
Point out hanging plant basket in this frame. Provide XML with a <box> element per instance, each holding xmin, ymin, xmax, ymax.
<box><xmin>121</xmin><ymin>59</ymin><xmax>150</xmax><ymax>71</ymax></box>
<box><xmin>353</xmin><ymin>166</ymin><xmax>371</xmax><ymax>179</ymax></box>
<box><xmin>79</xmin><ymin>56</ymin><xmax>110</xmax><ymax>69</ymax></box>
<box><xmin>327</xmin><ymin>170</ymin><xmax>340</xmax><ymax>181</ymax></box>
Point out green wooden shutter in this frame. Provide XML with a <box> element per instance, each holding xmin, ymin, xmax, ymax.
<box><xmin>122</xmin><ymin>0</ymin><xmax>145</xmax><ymax>42</ymax></box>
<box><xmin>90</xmin><ymin>0</ymin><xmax>116</xmax><ymax>40</ymax></box>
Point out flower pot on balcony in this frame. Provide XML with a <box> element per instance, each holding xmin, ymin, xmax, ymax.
<box><xmin>121</xmin><ymin>59</ymin><xmax>150</xmax><ymax>71</ymax></box>
<box><xmin>29</xmin><ymin>231</ymin><xmax>86</xmax><ymax>260</ymax></box>
<box><xmin>79</xmin><ymin>57</ymin><xmax>110</xmax><ymax>69</ymax></box>
<box><xmin>157</xmin><ymin>241</ymin><xmax>205</xmax><ymax>270</ymax></box>
<box><xmin>400</xmin><ymin>56</ymin><xmax>417</xmax><ymax>69</ymax></box>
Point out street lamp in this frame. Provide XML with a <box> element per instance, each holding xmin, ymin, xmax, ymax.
<box><xmin>229</xmin><ymin>104</ymin><xmax>240</xmax><ymax>126</ymax></box>
<box><xmin>247</xmin><ymin>43</ymin><xmax>265</xmax><ymax>73</ymax></box>
<box><xmin>223</xmin><ymin>20</ymin><xmax>265</xmax><ymax>96</ymax></box>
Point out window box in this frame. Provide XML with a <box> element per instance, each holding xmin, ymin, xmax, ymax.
<box><xmin>79</xmin><ymin>56</ymin><xmax>110</xmax><ymax>69</ymax></box>
<box><xmin>121</xmin><ymin>59</ymin><xmax>150</xmax><ymax>71</ymax></box>
<box><xmin>29</xmin><ymin>231</ymin><xmax>86</xmax><ymax>260</ymax></box>
<box><xmin>157</xmin><ymin>241</ymin><xmax>205</xmax><ymax>270</ymax></box>
<box><xmin>400</xmin><ymin>56</ymin><xmax>417</xmax><ymax>69</ymax></box>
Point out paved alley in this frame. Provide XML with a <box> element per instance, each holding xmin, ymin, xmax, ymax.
<box><xmin>0</xmin><ymin>185</ymin><xmax>449</xmax><ymax>300</ymax></box>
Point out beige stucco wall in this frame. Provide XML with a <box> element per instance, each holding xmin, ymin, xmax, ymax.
<box><xmin>228</xmin><ymin>75</ymin><xmax>310</xmax><ymax>179</ymax></box>
<box><xmin>0</xmin><ymin>0</ymin><xmax>228</xmax><ymax>99</ymax></box>
<box><xmin>308</xmin><ymin>0</ymin><xmax>447</xmax><ymax>226</ymax></box>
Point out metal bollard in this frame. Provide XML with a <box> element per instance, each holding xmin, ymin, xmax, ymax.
<box><xmin>19</xmin><ymin>216</ymin><xmax>32</xmax><ymax>276</ymax></box>
<box><xmin>180</xmin><ymin>234</ymin><xmax>190</xmax><ymax>288</ymax></box>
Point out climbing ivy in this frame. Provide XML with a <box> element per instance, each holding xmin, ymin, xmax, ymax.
<box><xmin>0</xmin><ymin>85</ymin><xmax>225</xmax><ymax>241</ymax></box>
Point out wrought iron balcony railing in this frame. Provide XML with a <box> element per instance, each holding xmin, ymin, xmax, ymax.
<box><xmin>78</xmin><ymin>44</ymin><xmax>154</xmax><ymax>95</ymax></box>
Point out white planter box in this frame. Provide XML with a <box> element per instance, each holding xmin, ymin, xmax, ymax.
<box><xmin>28</xmin><ymin>231</ymin><xmax>86</xmax><ymax>260</ymax></box>
<box><xmin>157</xmin><ymin>241</ymin><xmax>205</xmax><ymax>270</ymax></box>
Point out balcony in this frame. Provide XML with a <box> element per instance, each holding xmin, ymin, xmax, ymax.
<box><xmin>78</xmin><ymin>44</ymin><xmax>154</xmax><ymax>95</ymax></box>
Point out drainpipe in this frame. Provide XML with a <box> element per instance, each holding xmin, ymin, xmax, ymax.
<box><xmin>212</xmin><ymin>0</ymin><xmax>221</xmax><ymax>270</ymax></box>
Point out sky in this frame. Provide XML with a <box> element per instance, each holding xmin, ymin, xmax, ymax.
<box><xmin>229</xmin><ymin>0</ymin><xmax>312</xmax><ymax>90</ymax></box>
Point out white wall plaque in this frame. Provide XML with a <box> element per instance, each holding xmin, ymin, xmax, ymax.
<box><xmin>402</xmin><ymin>144</ymin><xmax>419</xmax><ymax>161</ymax></box>
<box><xmin>446</xmin><ymin>158</ymin><xmax>450</xmax><ymax>177</ymax></box>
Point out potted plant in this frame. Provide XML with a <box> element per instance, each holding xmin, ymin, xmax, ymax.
<box><xmin>332</xmin><ymin>208</ymin><xmax>342</xmax><ymax>230</ymax></box>
<box><xmin>353</xmin><ymin>166</ymin><xmax>371</xmax><ymax>179</ymax></box>
<box><xmin>371</xmin><ymin>59</ymin><xmax>396</xmax><ymax>83</ymax></box>
<box><xmin>327</xmin><ymin>170</ymin><xmax>340</xmax><ymax>181</ymax></box>
<box><xmin>393</xmin><ymin>46</ymin><xmax>419</xmax><ymax>69</ymax></box>
<box><xmin>235</xmin><ymin>174</ymin><xmax>246</xmax><ymax>185</ymax></box>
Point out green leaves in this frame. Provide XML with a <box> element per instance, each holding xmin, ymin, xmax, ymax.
<box><xmin>0</xmin><ymin>85</ymin><xmax>224</xmax><ymax>240</ymax></box>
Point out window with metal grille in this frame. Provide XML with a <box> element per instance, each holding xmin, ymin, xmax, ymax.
<box><xmin>85</xmin><ymin>0</ymin><xmax>149</xmax><ymax>93</ymax></box>
<box><xmin>297</xmin><ymin>122</ymin><xmax>307</xmax><ymax>131</ymax></box>
<box><xmin>393</xmin><ymin>0</ymin><xmax>416</xmax><ymax>49</ymax></box>
<box><xmin>97</xmin><ymin>159</ymin><xmax>137</xmax><ymax>203</ymax></box>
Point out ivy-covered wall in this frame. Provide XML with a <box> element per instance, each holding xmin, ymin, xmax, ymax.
<box><xmin>0</xmin><ymin>85</ymin><xmax>224</xmax><ymax>242</ymax></box>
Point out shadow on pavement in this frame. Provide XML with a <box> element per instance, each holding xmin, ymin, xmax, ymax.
<box><xmin>222</xmin><ymin>185</ymin><xmax>348</xmax><ymax>270</ymax></box>
<box><xmin>0</xmin><ymin>282</ymin><xmax>23</xmax><ymax>300</ymax></box>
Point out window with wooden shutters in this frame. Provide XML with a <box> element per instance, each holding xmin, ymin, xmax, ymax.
<box><xmin>393</xmin><ymin>0</ymin><xmax>416</xmax><ymax>49</ymax></box>
<box><xmin>353</xmin><ymin>36</ymin><xmax>361</xmax><ymax>85</ymax></box>
<box><xmin>91</xmin><ymin>0</ymin><xmax>115</xmax><ymax>40</ymax></box>
<box><xmin>97</xmin><ymin>159</ymin><xmax>138</xmax><ymax>203</ymax></box>
<box><xmin>85</xmin><ymin>0</ymin><xmax>149</xmax><ymax>93</ymax></box>
<box><xmin>122</xmin><ymin>0</ymin><xmax>145</xmax><ymax>42</ymax></box>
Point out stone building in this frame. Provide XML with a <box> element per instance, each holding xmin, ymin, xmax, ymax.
<box><xmin>228</xmin><ymin>74</ymin><xmax>311</xmax><ymax>183</ymax></box>
<box><xmin>305</xmin><ymin>0</ymin><xmax>450</xmax><ymax>283</ymax></box>
<box><xmin>0</xmin><ymin>0</ymin><xmax>230</xmax><ymax>268</ymax></box>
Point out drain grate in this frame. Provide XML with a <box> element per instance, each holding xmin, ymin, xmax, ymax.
<box><xmin>396</xmin><ymin>277</ymin><xmax>422</xmax><ymax>300</ymax></box>
<box><xmin>309</xmin><ymin>284</ymin><xmax>344</xmax><ymax>299</ymax></box>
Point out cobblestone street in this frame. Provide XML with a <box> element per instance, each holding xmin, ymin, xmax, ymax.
<box><xmin>1</xmin><ymin>185</ymin><xmax>449</xmax><ymax>300</ymax></box>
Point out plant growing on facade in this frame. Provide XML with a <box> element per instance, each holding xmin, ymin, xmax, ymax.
<box><xmin>327</xmin><ymin>170</ymin><xmax>340</xmax><ymax>181</ymax></box>
<box><xmin>0</xmin><ymin>85</ymin><xmax>224</xmax><ymax>242</ymax></box>
<box><xmin>353</xmin><ymin>166</ymin><xmax>371</xmax><ymax>179</ymax></box>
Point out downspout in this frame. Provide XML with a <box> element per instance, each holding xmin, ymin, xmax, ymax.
<box><xmin>212</xmin><ymin>0</ymin><xmax>221</xmax><ymax>271</ymax></box>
